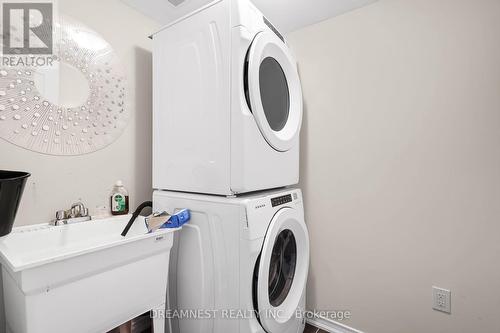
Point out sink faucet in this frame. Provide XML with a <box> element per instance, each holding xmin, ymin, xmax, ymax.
<box><xmin>70</xmin><ymin>202</ymin><xmax>88</xmax><ymax>218</ymax></box>
<box><xmin>52</xmin><ymin>201</ymin><xmax>91</xmax><ymax>226</ymax></box>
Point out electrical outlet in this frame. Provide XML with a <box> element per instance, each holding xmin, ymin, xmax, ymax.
<box><xmin>432</xmin><ymin>286</ymin><xmax>451</xmax><ymax>314</ymax></box>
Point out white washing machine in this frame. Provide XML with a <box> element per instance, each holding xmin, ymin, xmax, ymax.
<box><xmin>152</xmin><ymin>0</ymin><xmax>303</xmax><ymax>195</ymax></box>
<box><xmin>153</xmin><ymin>188</ymin><xmax>309</xmax><ymax>333</ymax></box>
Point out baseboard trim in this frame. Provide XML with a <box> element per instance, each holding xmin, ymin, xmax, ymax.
<box><xmin>306</xmin><ymin>315</ymin><xmax>365</xmax><ymax>333</ymax></box>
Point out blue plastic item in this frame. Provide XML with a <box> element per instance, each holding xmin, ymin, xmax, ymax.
<box><xmin>161</xmin><ymin>209</ymin><xmax>190</xmax><ymax>229</ymax></box>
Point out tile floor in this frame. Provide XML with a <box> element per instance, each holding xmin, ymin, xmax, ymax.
<box><xmin>304</xmin><ymin>323</ymin><xmax>329</xmax><ymax>333</ymax></box>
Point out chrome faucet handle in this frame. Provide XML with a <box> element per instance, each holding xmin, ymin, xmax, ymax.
<box><xmin>53</xmin><ymin>210</ymin><xmax>69</xmax><ymax>226</ymax></box>
<box><xmin>70</xmin><ymin>202</ymin><xmax>88</xmax><ymax>218</ymax></box>
<box><xmin>52</xmin><ymin>203</ymin><xmax>90</xmax><ymax>226</ymax></box>
<box><xmin>56</xmin><ymin>210</ymin><xmax>66</xmax><ymax>220</ymax></box>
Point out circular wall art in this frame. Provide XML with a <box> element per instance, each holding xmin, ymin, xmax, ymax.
<box><xmin>0</xmin><ymin>15</ymin><xmax>128</xmax><ymax>155</ymax></box>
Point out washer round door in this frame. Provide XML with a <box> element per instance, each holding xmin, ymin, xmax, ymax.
<box><xmin>245</xmin><ymin>31</ymin><xmax>303</xmax><ymax>152</ymax></box>
<box><xmin>255</xmin><ymin>207</ymin><xmax>309</xmax><ymax>333</ymax></box>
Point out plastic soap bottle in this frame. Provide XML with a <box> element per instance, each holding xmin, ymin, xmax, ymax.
<box><xmin>110</xmin><ymin>180</ymin><xmax>129</xmax><ymax>215</ymax></box>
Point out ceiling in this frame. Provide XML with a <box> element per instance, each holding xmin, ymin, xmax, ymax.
<box><xmin>122</xmin><ymin>0</ymin><xmax>377</xmax><ymax>33</ymax></box>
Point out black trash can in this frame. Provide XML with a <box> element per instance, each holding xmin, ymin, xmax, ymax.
<box><xmin>0</xmin><ymin>170</ymin><xmax>30</xmax><ymax>237</ymax></box>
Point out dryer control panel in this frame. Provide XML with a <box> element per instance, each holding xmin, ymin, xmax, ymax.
<box><xmin>271</xmin><ymin>194</ymin><xmax>292</xmax><ymax>207</ymax></box>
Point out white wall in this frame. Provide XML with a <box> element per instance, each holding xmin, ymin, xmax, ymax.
<box><xmin>1</xmin><ymin>0</ymin><xmax>159</xmax><ymax>227</ymax></box>
<box><xmin>0</xmin><ymin>1</ymin><xmax>158</xmax><ymax>331</ymax></box>
<box><xmin>122</xmin><ymin>0</ymin><xmax>377</xmax><ymax>33</ymax></box>
<box><xmin>287</xmin><ymin>0</ymin><xmax>500</xmax><ymax>332</ymax></box>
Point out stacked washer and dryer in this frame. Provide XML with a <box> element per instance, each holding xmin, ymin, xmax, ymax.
<box><xmin>151</xmin><ymin>0</ymin><xmax>309</xmax><ymax>332</ymax></box>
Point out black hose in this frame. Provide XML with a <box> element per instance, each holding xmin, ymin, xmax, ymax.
<box><xmin>121</xmin><ymin>201</ymin><xmax>152</xmax><ymax>237</ymax></box>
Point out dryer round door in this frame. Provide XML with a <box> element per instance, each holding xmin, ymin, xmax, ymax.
<box><xmin>245</xmin><ymin>31</ymin><xmax>303</xmax><ymax>152</ymax></box>
<box><xmin>256</xmin><ymin>207</ymin><xmax>309</xmax><ymax>333</ymax></box>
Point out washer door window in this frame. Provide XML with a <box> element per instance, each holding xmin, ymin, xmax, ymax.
<box><xmin>255</xmin><ymin>208</ymin><xmax>309</xmax><ymax>333</ymax></box>
<box><xmin>246</xmin><ymin>31</ymin><xmax>303</xmax><ymax>152</ymax></box>
<box><xmin>268</xmin><ymin>229</ymin><xmax>296</xmax><ymax>307</ymax></box>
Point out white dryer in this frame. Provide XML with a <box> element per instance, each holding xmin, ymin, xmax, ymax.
<box><xmin>153</xmin><ymin>188</ymin><xmax>309</xmax><ymax>333</ymax></box>
<box><xmin>152</xmin><ymin>0</ymin><xmax>303</xmax><ymax>195</ymax></box>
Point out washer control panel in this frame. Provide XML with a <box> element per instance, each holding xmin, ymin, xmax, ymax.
<box><xmin>271</xmin><ymin>194</ymin><xmax>293</xmax><ymax>207</ymax></box>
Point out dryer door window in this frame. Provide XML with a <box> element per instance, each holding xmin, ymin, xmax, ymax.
<box><xmin>259</xmin><ymin>57</ymin><xmax>290</xmax><ymax>132</ymax></box>
<box><xmin>246</xmin><ymin>31</ymin><xmax>303</xmax><ymax>152</ymax></box>
<box><xmin>254</xmin><ymin>207</ymin><xmax>309</xmax><ymax>333</ymax></box>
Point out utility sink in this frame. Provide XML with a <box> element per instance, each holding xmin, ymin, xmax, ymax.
<box><xmin>0</xmin><ymin>215</ymin><xmax>178</xmax><ymax>333</ymax></box>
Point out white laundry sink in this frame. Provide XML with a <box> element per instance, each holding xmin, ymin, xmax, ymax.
<box><xmin>0</xmin><ymin>215</ymin><xmax>178</xmax><ymax>333</ymax></box>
